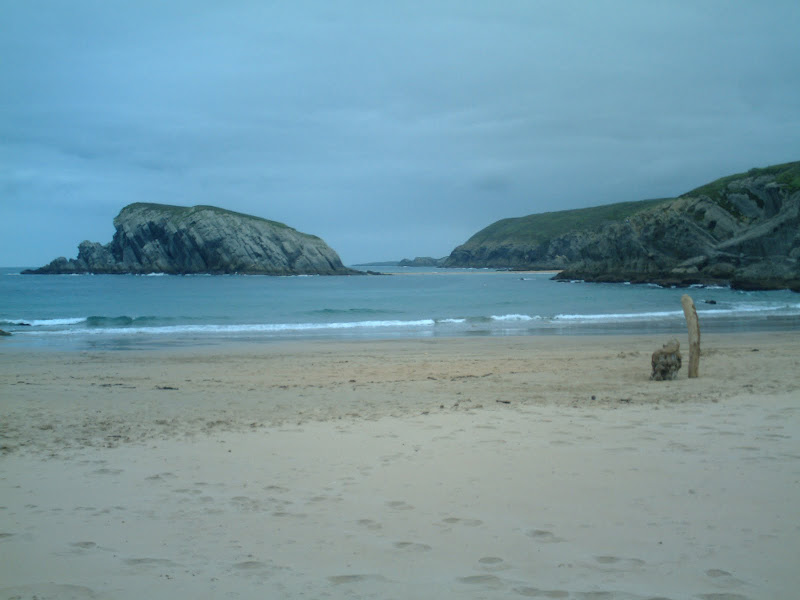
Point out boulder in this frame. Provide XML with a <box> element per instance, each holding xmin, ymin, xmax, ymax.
<box><xmin>651</xmin><ymin>339</ymin><xmax>682</xmax><ymax>381</ymax></box>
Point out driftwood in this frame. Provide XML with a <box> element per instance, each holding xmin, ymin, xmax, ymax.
<box><xmin>681</xmin><ymin>294</ymin><xmax>701</xmax><ymax>378</ymax></box>
<box><xmin>651</xmin><ymin>338</ymin><xmax>682</xmax><ymax>381</ymax></box>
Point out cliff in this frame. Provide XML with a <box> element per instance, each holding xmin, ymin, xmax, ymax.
<box><xmin>24</xmin><ymin>203</ymin><xmax>358</xmax><ymax>276</ymax></box>
<box><xmin>444</xmin><ymin>161</ymin><xmax>800</xmax><ymax>291</ymax></box>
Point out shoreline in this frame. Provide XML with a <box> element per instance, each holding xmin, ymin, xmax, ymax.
<box><xmin>3</xmin><ymin>315</ymin><xmax>800</xmax><ymax>353</ymax></box>
<box><xmin>2</xmin><ymin>331</ymin><xmax>799</xmax><ymax>598</ymax></box>
<box><xmin>3</xmin><ymin>331</ymin><xmax>799</xmax><ymax>461</ymax></box>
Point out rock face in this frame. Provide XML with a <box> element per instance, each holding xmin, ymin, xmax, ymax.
<box><xmin>444</xmin><ymin>161</ymin><xmax>800</xmax><ymax>291</ymax></box>
<box><xmin>24</xmin><ymin>203</ymin><xmax>358</xmax><ymax>276</ymax></box>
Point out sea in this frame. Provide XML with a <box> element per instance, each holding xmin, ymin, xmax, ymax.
<box><xmin>1</xmin><ymin>266</ymin><xmax>799</xmax><ymax>351</ymax></box>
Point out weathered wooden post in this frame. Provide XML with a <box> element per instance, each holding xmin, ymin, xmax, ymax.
<box><xmin>680</xmin><ymin>294</ymin><xmax>700</xmax><ymax>378</ymax></box>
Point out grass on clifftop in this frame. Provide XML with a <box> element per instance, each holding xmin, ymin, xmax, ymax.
<box><xmin>121</xmin><ymin>202</ymin><xmax>309</xmax><ymax>234</ymax></box>
<box><xmin>682</xmin><ymin>160</ymin><xmax>800</xmax><ymax>203</ymax></box>
<box><xmin>461</xmin><ymin>198</ymin><xmax>670</xmax><ymax>247</ymax></box>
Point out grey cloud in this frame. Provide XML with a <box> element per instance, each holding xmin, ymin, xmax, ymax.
<box><xmin>1</xmin><ymin>1</ymin><xmax>799</xmax><ymax>266</ymax></box>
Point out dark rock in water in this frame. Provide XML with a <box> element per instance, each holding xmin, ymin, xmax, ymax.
<box><xmin>651</xmin><ymin>339</ymin><xmax>682</xmax><ymax>381</ymax></box>
<box><xmin>0</xmin><ymin>329</ymin><xmax>11</xmax><ymax>336</ymax></box>
<box><xmin>24</xmin><ymin>203</ymin><xmax>359</xmax><ymax>276</ymax></box>
<box><xmin>704</xmin><ymin>299</ymin><xmax>717</xmax><ymax>304</ymax></box>
<box><xmin>444</xmin><ymin>161</ymin><xmax>800</xmax><ymax>291</ymax></box>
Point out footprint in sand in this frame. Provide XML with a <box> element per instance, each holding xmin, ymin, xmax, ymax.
<box><xmin>264</xmin><ymin>484</ymin><xmax>290</xmax><ymax>493</ymax></box>
<box><xmin>0</xmin><ymin>583</ymin><xmax>99</xmax><ymax>599</ymax></box>
<box><xmin>328</xmin><ymin>574</ymin><xmax>387</xmax><ymax>585</ymax></box>
<box><xmin>478</xmin><ymin>557</ymin><xmax>510</xmax><ymax>572</ymax></box>
<box><xmin>703</xmin><ymin>569</ymin><xmax>749</xmax><ymax>589</ymax></box>
<box><xmin>308</xmin><ymin>495</ymin><xmax>343</xmax><ymax>504</ymax></box>
<box><xmin>124</xmin><ymin>557</ymin><xmax>179</xmax><ymax>568</ymax></box>
<box><xmin>92</xmin><ymin>468</ymin><xmax>123</xmax><ymax>476</ymax></box>
<box><xmin>386</xmin><ymin>500</ymin><xmax>414</xmax><ymax>511</ymax></box>
<box><xmin>706</xmin><ymin>569</ymin><xmax>733</xmax><ymax>578</ymax></box>
<box><xmin>145</xmin><ymin>472</ymin><xmax>177</xmax><ymax>482</ymax></box>
<box><xmin>70</xmin><ymin>541</ymin><xmax>97</xmax><ymax>550</ymax></box>
<box><xmin>514</xmin><ymin>587</ymin><xmax>569</xmax><ymax>598</ymax></box>
<box><xmin>393</xmin><ymin>541</ymin><xmax>431</xmax><ymax>552</ymax></box>
<box><xmin>233</xmin><ymin>560</ymin><xmax>267</xmax><ymax>570</ymax></box>
<box><xmin>441</xmin><ymin>517</ymin><xmax>483</xmax><ymax>527</ymax></box>
<box><xmin>230</xmin><ymin>496</ymin><xmax>265</xmax><ymax>512</ymax></box>
<box><xmin>272</xmin><ymin>510</ymin><xmax>307</xmax><ymax>518</ymax></box>
<box><xmin>356</xmin><ymin>519</ymin><xmax>382</xmax><ymax>530</ymax></box>
<box><xmin>593</xmin><ymin>555</ymin><xmax>645</xmax><ymax>567</ymax></box>
<box><xmin>457</xmin><ymin>574</ymin><xmax>505</xmax><ymax>588</ymax></box>
<box><xmin>526</xmin><ymin>529</ymin><xmax>565</xmax><ymax>543</ymax></box>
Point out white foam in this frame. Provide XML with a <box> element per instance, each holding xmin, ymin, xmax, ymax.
<box><xmin>8</xmin><ymin>317</ymin><xmax>87</xmax><ymax>327</ymax></box>
<box><xmin>555</xmin><ymin>310</ymin><xmax>683</xmax><ymax>322</ymax></box>
<box><xmin>554</xmin><ymin>302</ymin><xmax>800</xmax><ymax>323</ymax></box>
<box><xmin>28</xmin><ymin>318</ymin><xmax>437</xmax><ymax>336</ymax></box>
<box><xmin>490</xmin><ymin>314</ymin><xmax>537</xmax><ymax>322</ymax></box>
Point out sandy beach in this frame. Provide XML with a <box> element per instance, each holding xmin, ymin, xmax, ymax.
<box><xmin>1</xmin><ymin>332</ymin><xmax>799</xmax><ymax>599</ymax></box>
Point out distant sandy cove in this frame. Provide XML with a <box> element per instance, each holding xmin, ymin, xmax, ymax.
<box><xmin>1</xmin><ymin>332</ymin><xmax>799</xmax><ymax>599</ymax></box>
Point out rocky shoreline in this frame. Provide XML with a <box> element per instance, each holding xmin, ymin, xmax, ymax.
<box><xmin>550</xmin><ymin>271</ymin><xmax>800</xmax><ymax>292</ymax></box>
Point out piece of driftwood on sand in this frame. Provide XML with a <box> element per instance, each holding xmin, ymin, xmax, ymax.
<box><xmin>681</xmin><ymin>294</ymin><xmax>700</xmax><ymax>378</ymax></box>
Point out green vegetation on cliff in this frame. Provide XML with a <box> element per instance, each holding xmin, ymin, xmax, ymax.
<box><xmin>684</xmin><ymin>161</ymin><xmax>800</xmax><ymax>203</ymax></box>
<box><xmin>125</xmin><ymin>203</ymin><xmax>300</xmax><ymax>234</ymax></box>
<box><xmin>445</xmin><ymin>160</ymin><xmax>800</xmax><ymax>291</ymax></box>
<box><xmin>461</xmin><ymin>198</ymin><xmax>670</xmax><ymax>248</ymax></box>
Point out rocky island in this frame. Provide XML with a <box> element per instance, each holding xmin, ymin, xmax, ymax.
<box><xmin>444</xmin><ymin>161</ymin><xmax>800</xmax><ymax>291</ymax></box>
<box><xmin>24</xmin><ymin>203</ymin><xmax>358</xmax><ymax>276</ymax></box>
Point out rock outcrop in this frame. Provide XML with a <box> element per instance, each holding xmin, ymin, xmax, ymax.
<box><xmin>444</xmin><ymin>161</ymin><xmax>800</xmax><ymax>291</ymax></box>
<box><xmin>24</xmin><ymin>203</ymin><xmax>358</xmax><ymax>276</ymax></box>
<box><xmin>398</xmin><ymin>256</ymin><xmax>448</xmax><ymax>267</ymax></box>
<box><xmin>651</xmin><ymin>339</ymin><xmax>682</xmax><ymax>381</ymax></box>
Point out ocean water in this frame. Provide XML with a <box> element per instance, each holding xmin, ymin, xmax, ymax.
<box><xmin>1</xmin><ymin>266</ymin><xmax>799</xmax><ymax>350</ymax></box>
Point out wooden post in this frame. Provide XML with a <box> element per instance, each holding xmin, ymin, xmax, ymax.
<box><xmin>681</xmin><ymin>294</ymin><xmax>700</xmax><ymax>378</ymax></box>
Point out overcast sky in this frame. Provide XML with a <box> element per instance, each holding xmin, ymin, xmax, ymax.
<box><xmin>2</xmin><ymin>1</ymin><xmax>799</xmax><ymax>267</ymax></box>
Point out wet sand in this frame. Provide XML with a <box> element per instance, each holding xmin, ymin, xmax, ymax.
<box><xmin>1</xmin><ymin>332</ymin><xmax>799</xmax><ymax>599</ymax></box>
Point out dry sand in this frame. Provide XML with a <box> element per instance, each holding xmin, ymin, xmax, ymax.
<box><xmin>1</xmin><ymin>332</ymin><xmax>799</xmax><ymax>599</ymax></box>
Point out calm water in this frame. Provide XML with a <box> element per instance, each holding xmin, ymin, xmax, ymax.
<box><xmin>1</xmin><ymin>266</ymin><xmax>799</xmax><ymax>350</ymax></box>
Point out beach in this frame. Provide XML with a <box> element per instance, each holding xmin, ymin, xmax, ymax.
<box><xmin>2</xmin><ymin>332</ymin><xmax>799</xmax><ymax>599</ymax></box>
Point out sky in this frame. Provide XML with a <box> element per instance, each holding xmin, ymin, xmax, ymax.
<box><xmin>2</xmin><ymin>1</ymin><xmax>799</xmax><ymax>267</ymax></box>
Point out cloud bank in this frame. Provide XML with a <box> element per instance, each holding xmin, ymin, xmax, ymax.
<box><xmin>2</xmin><ymin>1</ymin><xmax>799</xmax><ymax>265</ymax></box>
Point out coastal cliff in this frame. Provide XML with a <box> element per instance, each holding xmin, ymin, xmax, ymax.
<box><xmin>25</xmin><ymin>203</ymin><xmax>357</xmax><ymax>275</ymax></box>
<box><xmin>444</xmin><ymin>161</ymin><xmax>800</xmax><ymax>291</ymax></box>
